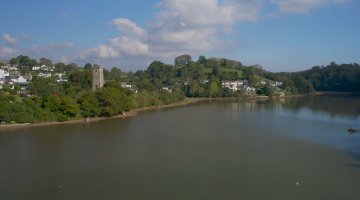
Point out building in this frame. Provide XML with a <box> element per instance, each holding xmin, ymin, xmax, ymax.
<box><xmin>32</xmin><ymin>66</ymin><xmax>41</xmax><ymax>71</ymax></box>
<box><xmin>162</xmin><ymin>87</ymin><xmax>172</xmax><ymax>92</ymax></box>
<box><xmin>92</xmin><ymin>66</ymin><xmax>104</xmax><ymax>90</ymax></box>
<box><xmin>38</xmin><ymin>72</ymin><xmax>52</xmax><ymax>78</ymax></box>
<box><xmin>4</xmin><ymin>76</ymin><xmax>27</xmax><ymax>83</ymax></box>
<box><xmin>0</xmin><ymin>69</ymin><xmax>9</xmax><ymax>80</ymax></box>
<box><xmin>221</xmin><ymin>80</ymin><xmax>245</xmax><ymax>91</ymax></box>
<box><xmin>200</xmin><ymin>79</ymin><xmax>211</xmax><ymax>84</ymax></box>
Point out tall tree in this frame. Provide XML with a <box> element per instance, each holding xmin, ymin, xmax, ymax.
<box><xmin>10</xmin><ymin>58</ymin><xmax>18</xmax><ymax>66</ymax></box>
<box><xmin>84</xmin><ymin>63</ymin><xmax>92</xmax><ymax>70</ymax></box>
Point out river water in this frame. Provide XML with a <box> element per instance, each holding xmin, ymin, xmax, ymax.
<box><xmin>1</xmin><ymin>95</ymin><xmax>360</xmax><ymax>200</ymax></box>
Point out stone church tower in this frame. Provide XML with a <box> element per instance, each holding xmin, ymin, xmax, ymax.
<box><xmin>92</xmin><ymin>66</ymin><xmax>104</xmax><ymax>90</ymax></box>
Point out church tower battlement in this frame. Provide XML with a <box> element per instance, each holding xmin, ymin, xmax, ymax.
<box><xmin>92</xmin><ymin>66</ymin><xmax>104</xmax><ymax>90</ymax></box>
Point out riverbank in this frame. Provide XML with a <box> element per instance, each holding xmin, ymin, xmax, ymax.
<box><xmin>0</xmin><ymin>91</ymin><xmax>355</xmax><ymax>131</ymax></box>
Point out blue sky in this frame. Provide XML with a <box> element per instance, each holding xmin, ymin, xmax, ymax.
<box><xmin>1</xmin><ymin>0</ymin><xmax>359</xmax><ymax>72</ymax></box>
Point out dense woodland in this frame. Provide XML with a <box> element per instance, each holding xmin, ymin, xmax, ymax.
<box><xmin>0</xmin><ymin>55</ymin><xmax>359</xmax><ymax>124</ymax></box>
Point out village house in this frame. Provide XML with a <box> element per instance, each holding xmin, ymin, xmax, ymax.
<box><xmin>242</xmin><ymin>86</ymin><xmax>256</xmax><ymax>92</ymax></box>
<box><xmin>120</xmin><ymin>82</ymin><xmax>132</xmax><ymax>89</ymax></box>
<box><xmin>162</xmin><ymin>87</ymin><xmax>172</xmax><ymax>92</ymax></box>
<box><xmin>221</xmin><ymin>80</ymin><xmax>246</xmax><ymax>91</ymax></box>
<box><xmin>184</xmin><ymin>81</ymin><xmax>189</xmax><ymax>85</ymax></box>
<box><xmin>4</xmin><ymin>80</ymin><xmax>15</xmax><ymax>89</ymax></box>
<box><xmin>56</xmin><ymin>78</ymin><xmax>69</xmax><ymax>83</ymax></box>
<box><xmin>260</xmin><ymin>80</ymin><xmax>266</xmax><ymax>85</ymax></box>
<box><xmin>38</xmin><ymin>72</ymin><xmax>52</xmax><ymax>77</ymax></box>
<box><xmin>32</xmin><ymin>66</ymin><xmax>41</xmax><ymax>71</ymax></box>
<box><xmin>54</xmin><ymin>72</ymin><xmax>66</xmax><ymax>78</ymax></box>
<box><xmin>200</xmin><ymin>79</ymin><xmax>211</xmax><ymax>84</ymax></box>
<box><xmin>0</xmin><ymin>69</ymin><xmax>10</xmax><ymax>80</ymax></box>
<box><xmin>4</xmin><ymin>76</ymin><xmax>27</xmax><ymax>83</ymax></box>
<box><xmin>22</xmin><ymin>75</ymin><xmax>32</xmax><ymax>82</ymax></box>
<box><xmin>175</xmin><ymin>81</ymin><xmax>183</xmax><ymax>85</ymax></box>
<box><xmin>275</xmin><ymin>81</ymin><xmax>284</xmax><ymax>86</ymax></box>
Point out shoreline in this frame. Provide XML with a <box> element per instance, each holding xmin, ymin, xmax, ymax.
<box><xmin>0</xmin><ymin>91</ymin><xmax>356</xmax><ymax>131</ymax></box>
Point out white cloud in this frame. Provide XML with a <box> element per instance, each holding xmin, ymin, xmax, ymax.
<box><xmin>0</xmin><ymin>46</ymin><xmax>20</xmax><ymax>59</ymax></box>
<box><xmin>75</xmin><ymin>45</ymin><xmax>120</xmax><ymax>60</ymax></box>
<box><xmin>28</xmin><ymin>42</ymin><xmax>76</xmax><ymax>55</ymax></box>
<box><xmin>21</xmin><ymin>34</ymin><xmax>32</xmax><ymax>40</ymax></box>
<box><xmin>73</xmin><ymin>0</ymin><xmax>261</xmax><ymax>64</ymax></box>
<box><xmin>2</xmin><ymin>34</ymin><xmax>18</xmax><ymax>46</ymax></box>
<box><xmin>270</xmin><ymin>0</ymin><xmax>347</xmax><ymax>15</ymax></box>
<box><xmin>108</xmin><ymin>18</ymin><xmax>146</xmax><ymax>37</ymax></box>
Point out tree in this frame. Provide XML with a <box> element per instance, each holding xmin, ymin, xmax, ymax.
<box><xmin>95</xmin><ymin>87</ymin><xmax>129</xmax><ymax>116</ymax></box>
<box><xmin>110</xmin><ymin>67</ymin><xmax>122</xmax><ymax>77</ymax></box>
<box><xmin>29</xmin><ymin>59</ymin><xmax>38</xmax><ymax>67</ymax></box>
<box><xmin>198</xmin><ymin>55</ymin><xmax>206</xmax><ymax>64</ymax></box>
<box><xmin>60</xmin><ymin>96</ymin><xmax>79</xmax><ymax>117</ymax></box>
<box><xmin>39</xmin><ymin>58</ymin><xmax>53</xmax><ymax>66</ymax></box>
<box><xmin>42</xmin><ymin>94</ymin><xmax>62</xmax><ymax>112</ymax></box>
<box><xmin>84</xmin><ymin>63</ymin><xmax>92</xmax><ymax>70</ymax></box>
<box><xmin>174</xmin><ymin>55</ymin><xmax>192</xmax><ymax>66</ymax></box>
<box><xmin>69</xmin><ymin>63</ymin><xmax>78</xmax><ymax>68</ymax></box>
<box><xmin>69</xmin><ymin>70</ymin><xmax>93</xmax><ymax>90</ymax></box>
<box><xmin>20</xmin><ymin>66</ymin><xmax>30</xmax><ymax>75</ymax></box>
<box><xmin>10</xmin><ymin>58</ymin><xmax>18</xmax><ymax>66</ymax></box>
<box><xmin>55</xmin><ymin>62</ymin><xmax>66</xmax><ymax>70</ymax></box>
<box><xmin>28</xmin><ymin>78</ymin><xmax>63</xmax><ymax>97</ymax></box>
<box><xmin>78</xmin><ymin>92</ymin><xmax>102</xmax><ymax>117</ymax></box>
<box><xmin>209</xmin><ymin>82</ymin><xmax>218</xmax><ymax>97</ymax></box>
<box><xmin>17</xmin><ymin>55</ymin><xmax>31</xmax><ymax>66</ymax></box>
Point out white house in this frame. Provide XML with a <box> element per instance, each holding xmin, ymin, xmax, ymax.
<box><xmin>221</xmin><ymin>80</ymin><xmax>245</xmax><ymax>91</ymax></box>
<box><xmin>275</xmin><ymin>81</ymin><xmax>284</xmax><ymax>86</ymax></box>
<box><xmin>0</xmin><ymin>69</ymin><xmax>10</xmax><ymax>80</ymax></box>
<box><xmin>54</xmin><ymin>72</ymin><xmax>66</xmax><ymax>78</ymax></box>
<box><xmin>4</xmin><ymin>76</ymin><xmax>27</xmax><ymax>83</ymax></box>
<box><xmin>38</xmin><ymin>72</ymin><xmax>52</xmax><ymax>77</ymax></box>
<box><xmin>243</xmin><ymin>86</ymin><xmax>256</xmax><ymax>92</ymax></box>
<box><xmin>32</xmin><ymin>66</ymin><xmax>40</xmax><ymax>71</ymax></box>
<box><xmin>200</xmin><ymin>79</ymin><xmax>211</xmax><ymax>84</ymax></box>
<box><xmin>56</xmin><ymin>78</ymin><xmax>68</xmax><ymax>83</ymax></box>
<box><xmin>162</xmin><ymin>87</ymin><xmax>172</xmax><ymax>92</ymax></box>
<box><xmin>260</xmin><ymin>80</ymin><xmax>266</xmax><ymax>85</ymax></box>
<box><xmin>120</xmin><ymin>82</ymin><xmax>132</xmax><ymax>89</ymax></box>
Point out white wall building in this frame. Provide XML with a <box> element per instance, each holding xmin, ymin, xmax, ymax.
<box><xmin>0</xmin><ymin>69</ymin><xmax>10</xmax><ymax>80</ymax></box>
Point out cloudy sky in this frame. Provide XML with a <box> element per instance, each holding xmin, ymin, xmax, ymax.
<box><xmin>0</xmin><ymin>0</ymin><xmax>359</xmax><ymax>72</ymax></box>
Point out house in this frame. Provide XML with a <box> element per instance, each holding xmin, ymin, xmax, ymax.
<box><xmin>223</xmin><ymin>84</ymin><xmax>238</xmax><ymax>91</ymax></box>
<box><xmin>162</xmin><ymin>87</ymin><xmax>172</xmax><ymax>92</ymax></box>
<box><xmin>175</xmin><ymin>81</ymin><xmax>183</xmax><ymax>85</ymax></box>
<box><xmin>4</xmin><ymin>76</ymin><xmax>27</xmax><ymax>83</ymax></box>
<box><xmin>221</xmin><ymin>80</ymin><xmax>245</xmax><ymax>91</ymax></box>
<box><xmin>54</xmin><ymin>72</ymin><xmax>66</xmax><ymax>78</ymax></box>
<box><xmin>200</xmin><ymin>79</ymin><xmax>211</xmax><ymax>84</ymax></box>
<box><xmin>5</xmin><ymin>80</ymin><xmax>15</xmax><ymax>89</ymax></box>
<box><xmin>32</xmin><ymin>66</ymin><xmax>41</xmax><ymax>71</ymax></box>
<box><xmin>184</xmin><ymin>81</ymin><xmax>189</xmax><ymax>85</ymax></box>
<box><xmin>56</xmin><ymin>78</ymin><xmax>68</xmax><ymax>83</ymax></box>
<box><xmin>275</xmin><ymin>81</ymin><xmax>284</xmax><ymax>86</ymax></box>
<box><xmin>243</xmin><ymin>86</ymin><xmax>256</xmax><ymax>92</ymax></box>
<box><xmin>16</xmin><ymin>81</ymin><xmax>31</xmax><ymax>89</ymax></box>
<box><xmin>16</xmin><ymin>89</ymin><xmax>27</xmax><ymax>94</ymax></box>
<box><xmin>0</xmin><ymin>69</ymin><xmax>10</xmax><ymax>80</ymax></box>
<box><xmin>0</xmin><ymin>80</ymin><xmax>4</xmax><ymax>89</ymax></box>
<box><xmin>22</xmin><ymin>75</ymin><xmax>32</xmax><ymax>82</ymax></box>
<box><xmin>38</xmin><ymin>72</ymin><xmax>52</xmax><ymax>77</ymax></box>
<box><xmin>260</xmin><ymin>80</ymin><xmax>266</xmax><ymax>85</ymax></box>
<box><xmin>120</xmin><ymin>82</ymin><xmax>132</xmax><ymax>89</ymax></box>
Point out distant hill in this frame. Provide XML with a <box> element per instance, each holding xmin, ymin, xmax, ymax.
<box><xmin>0</xmin><ymin>60</ymin><xmax>9</xmax><ymax>64</ymax></box>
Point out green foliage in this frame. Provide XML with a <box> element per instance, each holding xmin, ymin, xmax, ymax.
<box><xmin>198</xmin><ymin>55</ymin><xmax>206</xmax><ymax>64</ymax></box>
<box><xmin>78</xmin><ymin>92</ymin><xmax>101</xmax><ymax>117</ymax></box>
<box><xmin>28</xmin><ymin>78</ymin><xmax>63</xmax><ymax>97</ymax></box>
<box><xmin>68</xmin><ymin>70</ymin><xmax>93</xmax><ymax>90</ymax></box>
<box><xmin>14</xmin><ymin>85</ymin><xmax>21</xmax><ymax>90</ymax></box>
<box><xmin>42</xmin><ymin>94</ymin><xmax>62</xmax><ymax>112</ymax></box>
<box><xmin>84</xmin><ymin>63</ymin><xmax>92</xmax><ymax>70</ymax></box>
<box><xmin>39</xmin><ymin>58</ymin><xmax>53</xmax><ymax>67</ymax></box>
<box><xmin>60</xmin><ymin>96</ymin><xmax>80</xmax><ymax>117</ymax></box>
<box><xmin>95</xmin><ymin>87</ymin><xmax>131</xmax><ymax>116</ymax></box>
<box><xmin>174</xmin><ymin>55</ymin><xmax>192</xmax><ymax>66</ymax></box>
<box><xmin>10</xmin><ymin>58</ymin><xmax>18</xmax><ymax>65</ymax></box>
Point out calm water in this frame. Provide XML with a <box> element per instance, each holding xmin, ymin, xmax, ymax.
<box><xmin>1</xmin><ymin>95</ymin><xmax>360</xmax><ymax>200</ymax></box>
